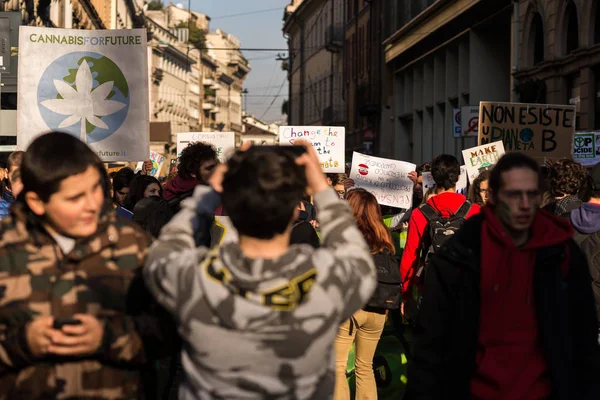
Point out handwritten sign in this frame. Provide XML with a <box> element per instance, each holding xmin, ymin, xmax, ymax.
<box><xmin>278</xmin><ymin>126</ymin><xmax>345</xmax><ymax>172</ymax></box>
<box><xmin>350</xmin><ymin>152</ymin><xmax>415</xmax><ymax>208</ymax></box>
<box><xmin>573</xmin><ymin>132</ymin><xmax>600</xmax><ymax>166</ymax></box>
<box><xmin>177</xmin><ymin>132</ymin><xmax>235</xmax><ymax>163</ymax></box>
<box><xmin>135</xmin><ymin>150</ymin><xmax>165</xmax><ymax>177</ymax></box>
<box><xmin>422</xmin><ymin>166</ymin><xmax>468</xmax><ymax>195</ymax></box>
<box><xmin>462</xmin><ymin>141</ymin><xmax>505</xmax><ymax>183</ymax></box>
<box><xmin>478</xmin><ymin>102</ymin><xmax>576</xmax><ymax>164</ymax></box>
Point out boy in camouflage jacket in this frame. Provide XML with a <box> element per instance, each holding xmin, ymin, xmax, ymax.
<box><xmin>0</xmin><ymin>132</ymin><xmax>174</xmax><ymax>399</ymax></box>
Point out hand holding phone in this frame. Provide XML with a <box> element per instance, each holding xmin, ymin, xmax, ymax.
<box><xmin>53</xmin><ymin>317</ymin><xmax>82</xmax><ymax>330</ymax></box>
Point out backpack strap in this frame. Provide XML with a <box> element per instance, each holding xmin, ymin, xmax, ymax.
<box><xmin>419</xmin><ymin>203</ymin><xmax>439</xmax><ymax>222</ymax></box>
<box><xmin>454</xmin><ymin>201</ymin><xmax>472</xmax><ymax>219</ymax></box>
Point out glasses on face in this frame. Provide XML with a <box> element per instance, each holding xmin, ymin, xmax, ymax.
<box><xmin>336</xmin><ymin>190</ymin><xmax>345</xmax><ymax>199</ymax></box>
<box><xmin>500</xmin><ymin>189</ymin><xmax>540</xmax><ymax>201</ymax></box>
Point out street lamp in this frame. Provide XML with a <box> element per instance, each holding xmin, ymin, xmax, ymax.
<box><xmin>242</xmin><ymin>88</ymin><xmax>248</xmax><ymax>112</ymax></box>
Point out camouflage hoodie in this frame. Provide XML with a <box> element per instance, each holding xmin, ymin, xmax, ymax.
<box><xmin>0</xmin><ymin>201</ymin><xmax>174</xmax><ymax>399</ymax></box>
<box><xmin>144</xmin><ymin>185</ymin><xmax>377</xmax><ymax>399</ymax></box>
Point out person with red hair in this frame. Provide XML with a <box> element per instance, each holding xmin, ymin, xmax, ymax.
<box><xmin>334</xmin><ymin>188</ymin><xmax>401</xmax><ymax>400</ymax></box>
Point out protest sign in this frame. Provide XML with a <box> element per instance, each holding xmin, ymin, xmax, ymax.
<box><xmin>462</xmin><ymin>141</ymin><xmax>505</xmax><ymax>183</ymax></box>
<box><xmin>461</xmin><ymin>106</ymin><xmax>479</xmax><ymax>137</ymax></box>
<box><xmin>135</xmin><ymin>151</ymin><xmax>165</xmax><ymax>177</ymax></box>
<box><xmin>422</xmin><ymin>166</ymin><xmax>468</xmax><ymax>195</ymax></box>
<box><xmin>17</xmin><ymin>27</ymin><xmax>149</xmax><ymax>161</ymax></box>
<box><xmin>478</xmin><ymin>102</ymin><xmax>576</xmax><ymax>164</ymax></box>
<box><xmin>349</xmin><ymin>152</ymin><xmax>415</xmax><ymax>208</ymax></box>
<box><xmin>279</xmin><ymin>126</ymin><xmax>345</xmax><ymax>172</ymax></box>
<box><xmin>177</xmin><ymin>132</ymin><xmax>235</xmax><ymax>163</ymax></box>
<box><xmin>573</xmin><ymin>132</ymin><xmax>600</xmax><ymax>166</ymax></box>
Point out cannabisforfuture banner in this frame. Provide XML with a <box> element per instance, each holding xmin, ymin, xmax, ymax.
<box><xmin>17</xmin><ymin>27</ymin><xmax>149</xmax><ymax>161</ymax></box>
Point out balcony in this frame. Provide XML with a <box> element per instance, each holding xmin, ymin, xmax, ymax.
<box><xmin>325</xmin><ymin>24</ymin><xmax>343</xmax><ymax>53</ymax></box>
<box><xmin>202</xmin><ymin>102</ymin><xmax>214</xmax><ymax>111</ymax></box>
<box><xmin>211</xmin><ymin>106</ymin><xmax>220</xmax><ymax>114</ymax></box>
<box><xmin>229</xmin><ymin>53</ymin><xmax>250</xmax><ymax>78</ymax></box>
<box><xmin>202</xmin><ymin>77</ymin><xmax>215</xmax><ymax>86</ymax></box>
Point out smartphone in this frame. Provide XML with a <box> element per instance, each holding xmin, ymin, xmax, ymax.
<box><xmin>53</xmin><ymin>318</ymin><xmax>82</xmax><ymax>330</ymax></box>
<box><xmin>252</xmin><ymin>145</ymin><xmax>307</xmax><ymax>158</ymax></box>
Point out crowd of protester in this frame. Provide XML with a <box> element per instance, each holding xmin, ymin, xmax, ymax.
<box><xmin>0</xmin><ymin>131</ymin><xmax>599</xmax><ymax>399</ymax></box>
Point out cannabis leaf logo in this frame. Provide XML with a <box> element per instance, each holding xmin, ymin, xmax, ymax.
<box><xmin>40</xmin><ymin>60</ymin><xmax>126</xmax><ymax>142</ymax></box>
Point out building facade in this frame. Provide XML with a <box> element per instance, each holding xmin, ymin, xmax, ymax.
<box><xmin>344</xmin><ymin>0</ymin><xmax>384</xmax><ymax>156</ymax></box>
<box><xmin>206</xmin><ymin>29</ymin><xmax>250</xmax><ymax>136</ymax></box>
<box><xmin>282</xmin><ymin>0</ymin><xmax>345</xmax><ymax>128</ymax></box>
<box><xmin>515</xmin><ymin>0</ymin><xmax>600</xmax><ymax>131</ymax></box>
<box><xmin>380</xmin><ymin>0</ymin><xmax>514</xmax><ymax>165</ymax></box>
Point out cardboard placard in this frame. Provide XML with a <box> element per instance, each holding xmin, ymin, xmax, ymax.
<box><xmin>478</xmin><ymin>102</ymin><xmax>576</xmax><ymax>164</ymax></box>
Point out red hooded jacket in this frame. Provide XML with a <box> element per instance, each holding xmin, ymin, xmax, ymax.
<box><xmin>470</xmin><ymin>206</ymin><xmax>573</xmax><ymax>399</ymax></box>
<box><xmin>400</xmin><ymin>192</ymin><xmax>481</xmax><ymax>295</ymax></box>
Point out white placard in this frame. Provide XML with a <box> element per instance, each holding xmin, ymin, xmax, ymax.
<box><xmin>278</xmin><ymin>126</ymin><xmax>345</xmax><ymax>173</ymax></box>
<box><xmin>17</xmin><ymin>27</ymin><xmax>149</xmax><ymax>161</ymax></box>
<box><xmin>350</xmin><ymin>152</ymin><xmax>415</xmax><ymax>208</ymax></box>
<box><xmin>177</xmin><ymin>132</ymin><xmax>235</xmax><ymax>163</ymax></box>
<box><xmin>422</xmin><ymin>166</ymin><xmax>468</xmax><ymax>195</ymax></box>
<box><xmin>573</xmin><ymin>132</ymin><xmax>600</xmax><ymax>166</ymax></box>
<box><xmin>135</xmin><ymin>150</ymin><xmax>165</xmax><ymax>177</ymax></box>
<box><xmin>462</xmin><ymin>140</ymin><xmax>505</xmax><ymax>183</ymax></box>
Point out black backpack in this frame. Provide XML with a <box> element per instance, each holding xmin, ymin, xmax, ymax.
<box><xmin>415</xmin><ymin>201</ymin><xmax>472</xmax><ymax>282</ymax></box>
<box><xmin>166</xmin><ymin>189</ymin><xmax>194</xmax><ymax>215</ymax></box>
<box><xmin>366</xmin><ymin>251</ymin><xmax>402</xmax><ymax>310</ymax></box>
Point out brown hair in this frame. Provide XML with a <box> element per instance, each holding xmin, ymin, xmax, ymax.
<box><xmin>549</xmin><ymin>158</ymin><xmax>587</xmax><ymax>197</ymax></box>
<box><xmin>346</xmin><ymin>188</ymin><xmax>395</xmax><ymax>254</ymax></box>
<box><xmin>468</xmin><ymin>170</ymin><xmax>490</xmax><ymax>206</ymax></box>
<box><xmin>7</xmin><ymin>151</ymin><xmax>24</xmax><ymax>169</ymax></box>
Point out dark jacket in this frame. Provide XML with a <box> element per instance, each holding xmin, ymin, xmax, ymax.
<box><xmin>405</xmin><ymin>213</ymin><xmax>600</xmax><ymax>400</ymax></box>
<box><xmin>571</xmin><ymin>203</ymin><xmax>600</xmax><ymax>329</ymax></box>
<box><xmin>543</xmin><ymin>194</ymin><xmax>582</xmax><ymax>218</ymax></box>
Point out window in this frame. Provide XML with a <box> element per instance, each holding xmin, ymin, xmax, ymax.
<box><xmin>567</xmin><ymin>74</ymin><xmax>581</xmax><ymax>129</ymax></box>
<box><xmin>594</xmin><ymin>68</ymin><xmax>600</xmax><ymax>129</ymax></box>
<box><xmin>531</xmin><ymin>13</ymin><xmax>544</xmax><ymax>65</ymax></box>
<box><xmin>565</xmin><ymin>1</ymin><xmax>579</xmax><ymax>53</ymax></box>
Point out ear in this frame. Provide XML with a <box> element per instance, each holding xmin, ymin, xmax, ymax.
<box><xmin>326</xmin><ymin>177</ymin><xmax>332</xmax><ymax>186</ymax></box>
<box><xmin>25</xmin><ymin>192</ymin><xmax>46</xmax><ymax>216</ymax></box>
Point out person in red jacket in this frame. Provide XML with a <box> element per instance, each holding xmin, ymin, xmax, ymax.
<box><xmin>400</xmin><ymin>154</ymin><xmax>480</xmax><ymax>301</ymax></box>
<box><xmin>405</xmin><ymin>152</ymin><xmax>600</xmax><ymax>400</ymax></box>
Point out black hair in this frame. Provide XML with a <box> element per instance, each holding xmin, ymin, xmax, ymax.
<box><xmin>416</xmin><ymin>162</ymin><xmax>432</xmax><ymax>177</ymax></box>
<box><xmin>178</xmin><ymin>142</ymin><xmax>218</xmax><ymax>180</ymax></box>
<box><xmin>123</xmin><ymin>175</ymin><xmax>162</xmax><ymax>211</ymax></box>
<box><xmin>431</xmin><ymin>154</ymin><xmax>460</xmax><ymax>190</ymax></box>
<box><xmin>488</xmin><ymin>152</ymin><xmax>540</xmax><ymax>196</ymax></box>
<box><xmin>111</xmin><ymin>167</ymin><xmax>135</xmax><ymax>204</ymax></box>
<box><xmin>222</xmin><ymin>148</ymin><xmax>307</xmax><ymax>239</ymax></box>
<box><xmin>20</xmin><ymin>132</ymin><xmax>108</xmax><ymax>202</ymax></box>
<box><xmin>132</xmin><ymin>196</ymin><xmax>173</xmax><ymax>238</ymax></box>
<box><xmin>548</xmin><ymin>158</ymin><xmax>588</xmax><ymax>197</ymax></box>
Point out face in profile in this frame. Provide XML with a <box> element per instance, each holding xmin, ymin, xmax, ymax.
<box><xmin>198</xmin><ymin>159</ymin><xmax>218</xmax><ymax>183</ymax></box>
<box><xmin>479</xmin><ymin>179</ymin><xmax>489</xmax><ymax>204</ymax></box>
<box><xmin>27</xmin><ymin>166</ymin><xmax>105</xmax><ymax>238</ymax></box>
<box><xmin>489</xmin><ymin>168</ymin><xmax>541</xmax><ymax>233</ymax></box>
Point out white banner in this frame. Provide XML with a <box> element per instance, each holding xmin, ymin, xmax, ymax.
<box><xmin>17</xmin><ymin>27</ymin><xmax>149</xmax><ymax>161</ymax></box>
<box><xmin>422</xmin><ymin>166</ymin><xmax>468</xmax><ymax>195</ymax></box>
<box><xmin>177</xmin><ymin>132</ymin><xmax>235</xmax><ymax>163</ymax></box>
<box><xmin>135</xmin><ymin>150</ymin><xmax>165</xmax><ymax>178</ymax></box>
<box><xmin>350</xmin><ymin>152</ymin><xmax>415</xmax><ymax>208</ymax></box>
<box><xmin>462</xmin><ymin>141</ymin><xmax>505</xmax><ymax>183</ymax></box>
<box><xmin>278</xmin><ymin>126</ymin><xmax>345</xmax><ymax>173</ymax></box>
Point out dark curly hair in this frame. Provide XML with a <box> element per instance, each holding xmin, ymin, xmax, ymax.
<box><xmin>416</xmin><ymin>162</ymin><xmax>432</xmax><ymax>177</ymax></box>
<box><xmin>549</xmin><ymin>158</ymin><xmax>588</xmax><ymax>197</ymax></box>
<box><xmin>222</xmin><ymin>147</ymin><xmax>307</xmax><ymax>239</ymax></box>
<box><xmin>178</xmin><ymin>142</ymin><xmax>218</xmax><ymax>180</ymax></box>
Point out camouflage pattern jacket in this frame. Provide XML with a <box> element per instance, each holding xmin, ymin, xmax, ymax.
<box><xmin>0</xmin><ymin>202</ymin><xmax>174</xmax><ymax>399</ymax></box>
<box><xmin>144</xmin><ymin>186</ymin><xmax>377</xmax><ymax>399</ymax></box>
